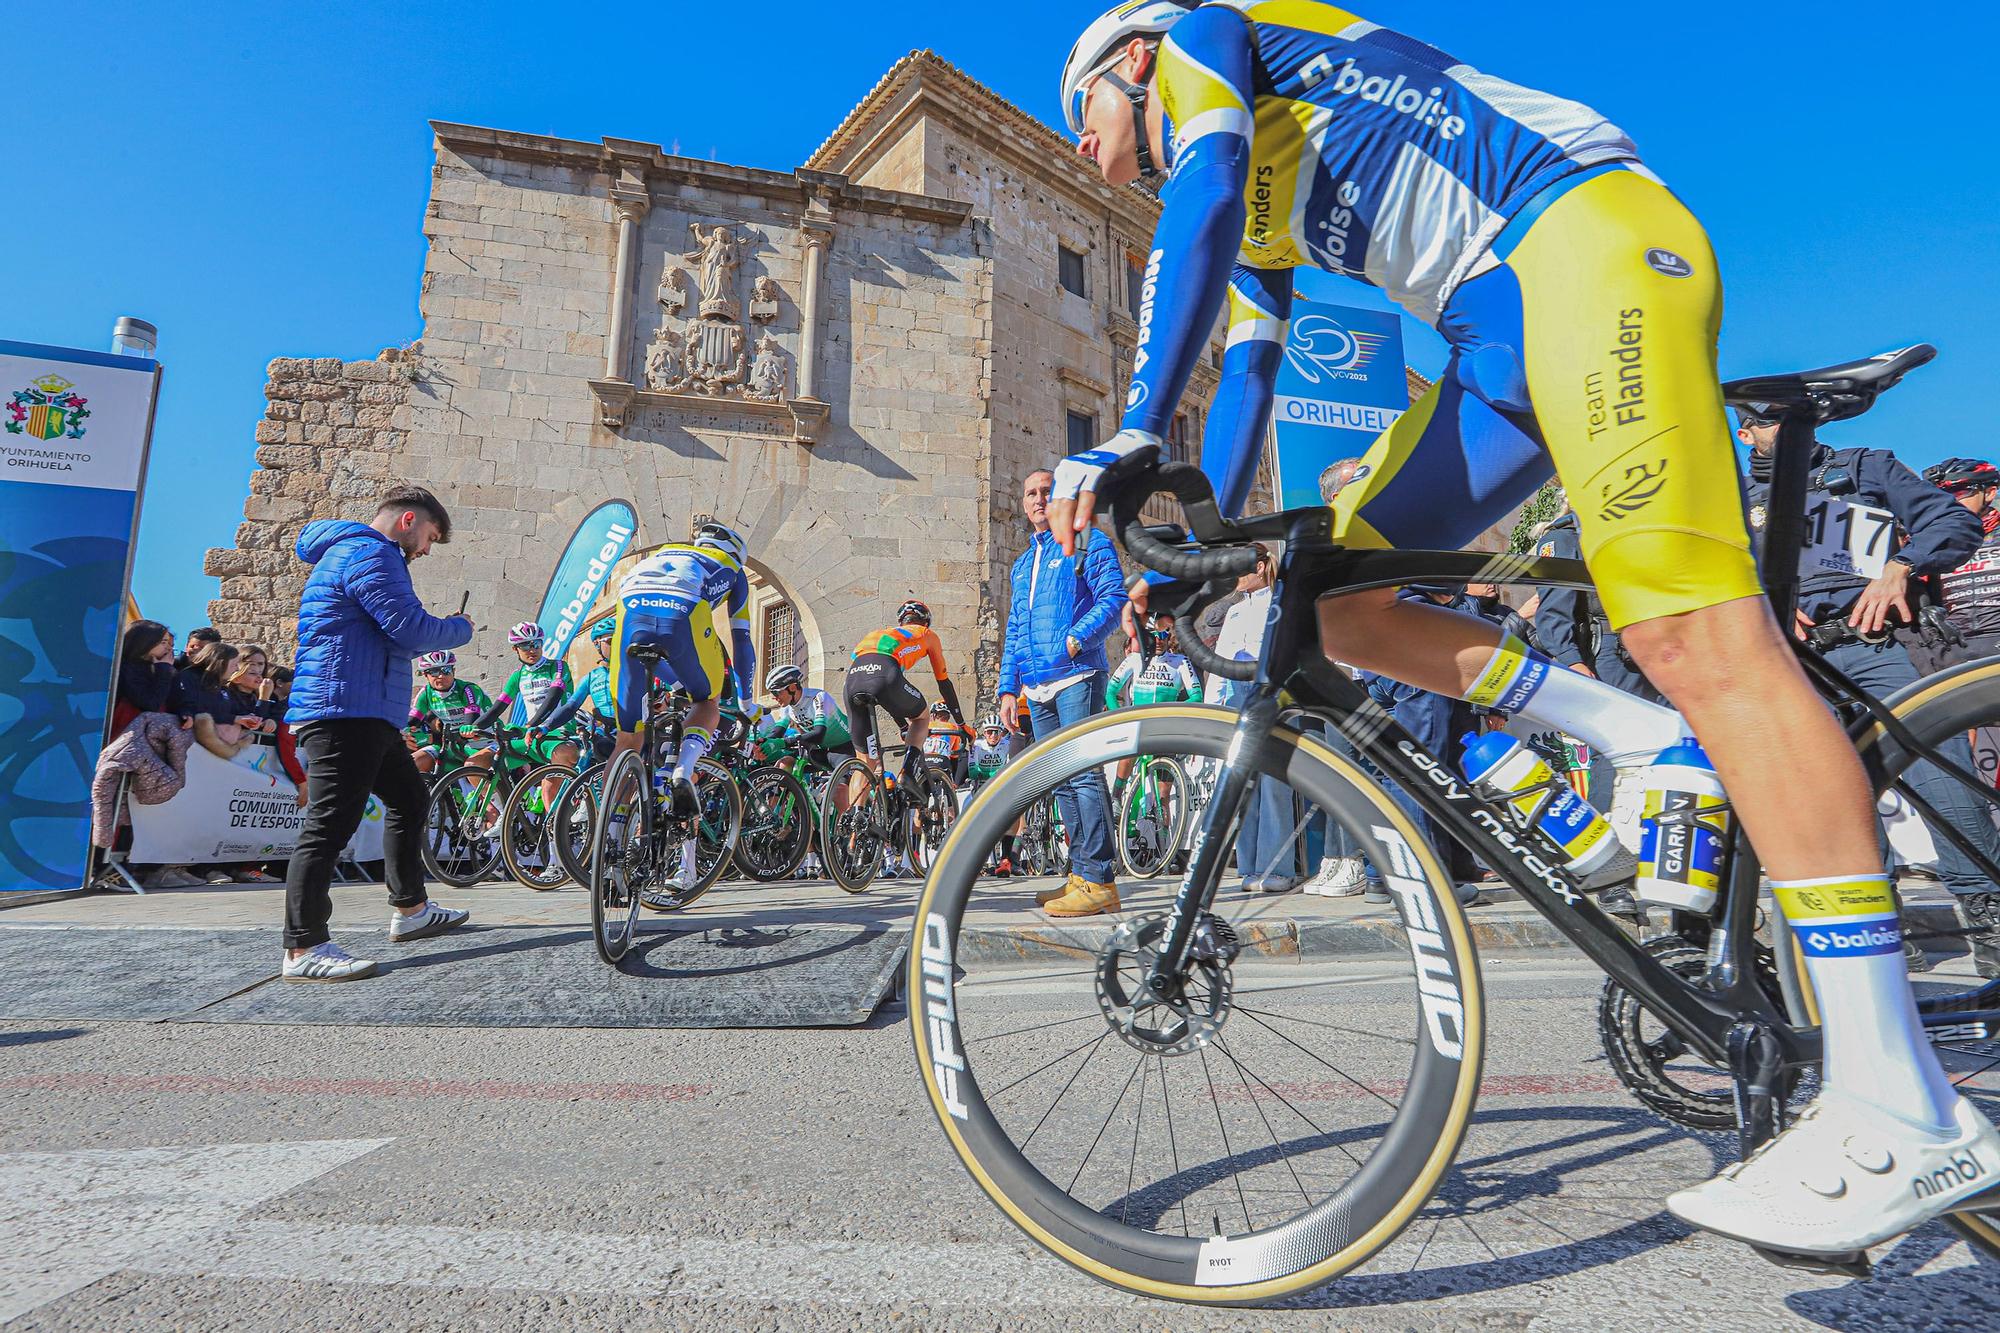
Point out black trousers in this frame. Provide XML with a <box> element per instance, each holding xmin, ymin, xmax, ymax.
<box><xmin>283</xmin><ymin>717</ymin><xmax>430</xmax><ymax>950</ymax></box>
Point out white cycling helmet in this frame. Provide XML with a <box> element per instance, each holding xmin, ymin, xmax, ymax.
<box><xmin>766</xmin><ymin>663</ymin><xmax>804</xmax><ymax>693</ymax></box>
<box><xmin>507</xmin><ymin>621</ymin><xmax>546</xmax><ymax>646</ymax></box>
<box><xmin>416</xmin><ymin>651</ymin><xmax>456</xmax><ymax>673</ymax></box>
<box><xmin>693</xmin><ymin>520</ymin><xmax>747</xmax><ymax>566</ymax></box>
<box><xmin>1060</xmin><ymin>1</ymin><xmax>1192</xmax><ymax>154</ymax></box>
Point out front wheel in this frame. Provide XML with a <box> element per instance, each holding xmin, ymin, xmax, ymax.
<box><xmin>499</xmin><ymin>763</ymin><xmax>574</xmax><ymax>890</ymax></box>
<box><xmin>421</xmin><ymin>764</ymin><xmax>505</xmax><ymax>887</ymax></box>
<box><xmin>911</xmin><ymin>705</ymin><xmax>1485</xmax><ymax>1303</ymax></box>
<box><xmin>1116</xmin><ymin>755</ymin><xmax>1191</xmax><ymax>879</ymax></box>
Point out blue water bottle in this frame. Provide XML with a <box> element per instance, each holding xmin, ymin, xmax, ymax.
<box><xmin>1459</xmin><ymin>732</ymin><xmax>1634</xmax><ymax>890</ymax></box>
<box><xmin>1637</xmin><ymin>739</ymin><xmax>1730</xmax><ymax>913</ymax></box>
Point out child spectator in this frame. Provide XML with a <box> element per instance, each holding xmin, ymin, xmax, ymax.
<box><xmin>174</xmin><ymin>626</ymin><xmax>220</xmax><ymax>672</ymax></box>
<box><xmin>174</xmin><ymin>641</ymin><xmax>261</xmax><ymax>760</ymax></box>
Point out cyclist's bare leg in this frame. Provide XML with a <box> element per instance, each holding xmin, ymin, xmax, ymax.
<box><xmin>543</xmin><ymin>741</ymin><xmax>579</xmax><ymax>806</ymax></box>
<box><xmin>1317</xmin><ymin>588</ymin><xmax>1679</xmax><ymax>763</ymax></box>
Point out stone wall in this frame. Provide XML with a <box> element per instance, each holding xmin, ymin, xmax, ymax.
<box><xmin>380</xmin><ymin>129</ymin><xmax>990</xmax><ymax>697</ymax></box>
<box><xmin>203</xmin><ymin>349</ymin><xmax>420</xmax><ymax>657</ymax></box>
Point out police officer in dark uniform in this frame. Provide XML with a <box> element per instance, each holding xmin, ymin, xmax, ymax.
<box><xmin>1740</xmin><ymin>409</ymin><xmax>2000</xmax><ymax>975</ymax></box>
<box><xmin>1921</xmin><ymin>457</ymin><xmax>2000</xmax><ymax>665</ymax></box>
<box><xmin>1533</xmin><ymin>502</ymin><xmax>1658</xmax><ymax>701</ymax></box>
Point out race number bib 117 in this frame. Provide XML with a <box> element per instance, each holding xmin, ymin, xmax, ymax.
<box><xmin>1800</xmin><ymin>497</ymin><xmax>1897</xmax><ymax>580</ymax></box>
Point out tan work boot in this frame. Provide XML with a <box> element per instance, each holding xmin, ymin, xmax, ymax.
<box><xmin>1045</xmin><ymin>879</ymin><xmax>1119</xmax><ymax>918</ymax></box>
<box><xmin>1036</xmin><ymin>874</ymin><xmax>1079</xmax><ymax>908</ymax></box>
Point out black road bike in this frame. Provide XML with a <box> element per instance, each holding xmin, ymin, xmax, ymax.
<box><xmin>586</xmin><ymin>655</ymin><xmax>743</xmax><ymax>965</ymax></box>
<box><xmin>910</xmin><ymin>345</ymin><xmax>2000</xmax><ymax>1303</ymax></box>
<box><xmin>820</xmin><ymin>740</ymin><xmax>958</xmax><ymax>893</ymax></box>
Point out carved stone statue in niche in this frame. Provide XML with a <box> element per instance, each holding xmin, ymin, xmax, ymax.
<box><xmin>643</xmin><ymin>325</ymin><xmax>684</xmax><ymax>391</ymax></box>
<box><xmin>745</xmin><ymin>333</ymin><xmax>788</xmax><ymax>402</ymax></box>
<box><xmin>749</xmin><ymin>275</ymin><xmax>780</xmax><ymax>323</ymax></box>
<box><xmin>657</xmin><ymin>266</ymin><xmax>688</xmax><ymax>317</ymax></box>
<box><xmin>682</xmin><ymin>223</ymin><xmax>741</xmax><ymax>320</ymax></box>
<box><xmin>681</xmin><ymin>317</ymin><xmax>746</xmax><ymax>395</ymax></box>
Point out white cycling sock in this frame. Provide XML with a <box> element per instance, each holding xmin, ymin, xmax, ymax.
<box><xmin>1465</xmin><ymin>633</ymin><xmax>1684</xmax><ymax>768</ymax></box>
<box><xmin>673</xmin><ymin>727</ymin><xmax>713</xmax><ymax>783</ymax></box>
<box><xmin>1773</xmin><ymin>874</ymin><xmax>1958</xmax><ymax>1130</ymax></box>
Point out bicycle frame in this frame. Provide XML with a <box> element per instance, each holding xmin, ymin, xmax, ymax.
<box><xmin>1143</xmin><ymin>403</ymin><xmax>2000</xmax><ymax>1084</ymax></box>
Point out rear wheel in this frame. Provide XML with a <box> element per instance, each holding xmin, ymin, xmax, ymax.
<box><xmin>1803</xmin><ymin>657</ymin><xmax>2000</xmax><ymax>1257</ymax></box>
<box><xmin>907</xmin><ymin>762</ymin><xmax>958</xmax><ymax>876</ymax></box>
<box><xmin>499</xmin><ymin>763</ymin><xmax>574</xmax><ymax>889</ymax></box>
<box><xmin>822</xmin><ymin>758</ymin><xmax>887</xmax><ymax>893</ymax></box>
<box><xmin>587</xmin><ymin>750</ymin><xmax>649</xmax><ymax>965</ymax></box>
<box><xmin>910</xmin><ymin>705</ymin><xmax>1485</xmax><ymax>1303</ymax></box>
<box><xmin>736</xmin><ymin>767</ymin><xmax>814</xmax><ymax>881</ymax></box>
<box><xmin>421</xmin><ymin>764</ymin><xmax>505</xmax><ymax>887</ymax></box>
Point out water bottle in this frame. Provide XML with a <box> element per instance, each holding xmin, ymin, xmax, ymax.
<box><xmin>1460</xmin><ymin>732</ymin><xmax>1634</xmax><ymax>890</ymax></box>
<box><xmin>1637</xmin><ymin>739</ymin><xmax>1730</xmax><ymax>913</ymax></box>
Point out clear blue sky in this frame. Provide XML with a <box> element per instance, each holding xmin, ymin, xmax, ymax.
<box><xmin>7</xmin><ymin>2</ymin><xmax>1995</xmax><ymax>633</ymax></box>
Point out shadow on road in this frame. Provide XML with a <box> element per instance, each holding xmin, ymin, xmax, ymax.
<box><xmin>0</xmin><ymin>1026</ymin><xmax>88</xmax><ymax>1048</ymax></box>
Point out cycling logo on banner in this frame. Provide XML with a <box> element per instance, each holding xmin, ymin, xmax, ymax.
<box><xmin>5</xmin><ymin>374</ymin><xmax>91</xmax><ymax>441</ymax></box>
<box><xmin>1283</xmin><ymin>314</ymin><xmax>1390</xmax><ymax>385</ymax></box>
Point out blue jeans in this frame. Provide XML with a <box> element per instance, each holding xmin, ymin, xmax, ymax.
<box><xmin>1027</xmin><ymin>674</ymin><xmax>1115</xmax><ymax>884</ymax></box>
<box><xmin>1236</xmin><ymin>772</ymin><xmax>1300</xmax><ymax>885</ymax></box>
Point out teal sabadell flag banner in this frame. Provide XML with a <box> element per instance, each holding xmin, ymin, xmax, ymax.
<box><xmin>1270</xmin><ymin>300</ymin><xmax>1408</xmax><ymax>510</ymax></box>
<box><xmin>534</xmin><ymin>501</ymin><xmax>638</xmax><ymax>661</ymax></box>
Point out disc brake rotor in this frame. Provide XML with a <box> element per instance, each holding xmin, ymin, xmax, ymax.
<box><xmin>1095</xmin><ymin>913</ymin><xmax>1237</xmax><ymax>1056</ymax></box>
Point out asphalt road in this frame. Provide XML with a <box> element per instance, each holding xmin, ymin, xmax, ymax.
<box><xmin>1</xmin><ymin>956</ymin><xmax>1994</xmax><ymax>1330</ymax></box>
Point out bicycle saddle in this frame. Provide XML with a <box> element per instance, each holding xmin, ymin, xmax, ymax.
<box><xmin>625</xmin><ymin>644</ymin><xmax>665</xmax><ymax>664</ymax></box>
<box><xmin>1721</xmin><ymin>344</ymin><xmax>1936</xmax><ymax>425</ymax></box>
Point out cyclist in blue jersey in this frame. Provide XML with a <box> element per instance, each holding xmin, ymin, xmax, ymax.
<box><xmin>1049</xmin><ymin>0</ymin><xmax>1998</xmax><ymax>1257</ymax></box>
<box><xmin>608</xmin><ymin>523</ymin><xmax>760</xmax><ymax>830</ymax></box>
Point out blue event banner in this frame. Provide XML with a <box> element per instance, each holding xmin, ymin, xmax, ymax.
<box><xmin>0</xmin><ymin>339</ymin><xmax>161</xmax><ymax>892</ymax></box>
<box><xmin>1269</xmin><ymin>301</ymin><xmax>1408</xmax><ymax>510</ymax></box>
<box><xmin>534</xmin><ymin>500</ymin><xmax>638</xmax><ymax>661</ymax></box>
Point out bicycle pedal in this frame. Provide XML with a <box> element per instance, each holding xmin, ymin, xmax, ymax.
<box><xmin>1749</xmin><ymin>1245</ymin><xmax>1872</xmax><ymax>1279</ymax></box>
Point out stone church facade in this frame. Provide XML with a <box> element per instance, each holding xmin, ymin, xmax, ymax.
<box><xmin>205</xmin><ymin>53</ymin><xmax>1353</xmax><ymax>702</ymax></box>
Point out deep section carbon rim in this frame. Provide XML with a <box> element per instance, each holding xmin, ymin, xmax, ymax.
<box><xmin>909</xmin><ymin>706</ymin><xmax>1485</xmax><ymax>1302</ymax></box>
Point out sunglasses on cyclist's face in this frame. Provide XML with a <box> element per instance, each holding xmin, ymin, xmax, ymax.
<box><xmin>424</xmin><ymin>669</ymin><xmax>453</xmax><ymax>680</ymax></box>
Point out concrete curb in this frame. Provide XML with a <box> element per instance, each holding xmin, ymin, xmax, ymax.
<box><xmin>954</xmin><ymin>907</ymin><xmax>1606</xmax><ymax>965</ymax></box>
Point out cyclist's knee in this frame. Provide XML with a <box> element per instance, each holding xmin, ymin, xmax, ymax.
<box><xmin>1621</xmin><ymin>594</ymin><xmax>1783</xmax><ymax>698</ymax></box>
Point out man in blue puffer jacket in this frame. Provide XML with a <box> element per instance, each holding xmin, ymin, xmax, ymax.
<box><xmin>280</xmin><ymin>484</ymin><xmax>475</xmax><ymax>982</ymax></box>
<box><xmin>997</xmin><ymin>468</ymin><xmax>1129</xmax><ymax>917</ymax></box>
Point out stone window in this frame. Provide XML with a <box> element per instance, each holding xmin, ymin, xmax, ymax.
<box><xmin>1065</xmin><ymin>409</ymin><xmax>1096</xmax><ymax>456</ymax></box>
<box><xmin>1059</xmin><ymin>244</ymin><xmax>1089</xmax><ymax>300</ymax></box>
<box><xmin>1124</xmin><ymin>252</ymin><xmax>1144</xmax><ymax>322</ymax></box>
<box><xmin>761</xmin><ymin>600</ymin><xmax>800</xmax><ymax>689</ymax></box>
<box><xmin>1169</xmin><ymin>412</ymin><xmax>1191</xmax><ymax>466</ymax></box>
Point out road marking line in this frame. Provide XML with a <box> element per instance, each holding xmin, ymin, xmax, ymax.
<box><xmin>0</xmin><ymin>1074</ymin><xmax>713</xmax><ymax>1102</ymax></box>
<box><xmin>0</xmin><ymin>1138</ymin><xmax>391</xmax><ymax>1323</ymax></box>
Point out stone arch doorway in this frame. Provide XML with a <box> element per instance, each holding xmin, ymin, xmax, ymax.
<box><xmin>561</xmin><ymin>546</ymin><xmax>829</xmax><ymax>705</ymax></box>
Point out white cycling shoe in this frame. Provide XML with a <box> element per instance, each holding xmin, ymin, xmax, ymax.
<box><xmin>1668</xmin><ymin>1092</ymin><xmax>2000</xmax><ymax>1255</ymax></box>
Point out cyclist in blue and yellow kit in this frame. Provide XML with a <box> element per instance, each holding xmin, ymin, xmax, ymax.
<box><xmin>608</xmin><ymin>522</ymin><xmax>759</xmax><ymax>827</ymax></box>
<box><xmin>1051</xmin><ymin>0</ymin><xmax>1997</xmax><ymax>1257</ymax></box>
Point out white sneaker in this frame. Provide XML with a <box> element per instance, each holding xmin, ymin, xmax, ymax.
<box><xmin>388</xmin><ymin>901</ymin><xmax>470</xmax><ymax>942</ymax></box>
<box><xmin>1323</xmin><ymin>857</ymin><xmax>1368</xmax><ymax>897</ymax></box>
<box><xmin>282</xmin><ymin>942</ymin><xmax>376</xmax><ymax>982</ymax></box>
<box><xmin>1668</xmin><ymin>1092</ymin><xmax>2000</xmax><ymax>1255</ymax></box>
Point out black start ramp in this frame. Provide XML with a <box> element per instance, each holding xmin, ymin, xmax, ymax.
<box><xmin>178</xmin><ymin>924</ymin><xmax>911</xmax><ymax>1028</ymax></box>
<box><xmin>0</xmin><ymin>927</ymin><xmax>277</xmax><ymax>1020</ymax></box>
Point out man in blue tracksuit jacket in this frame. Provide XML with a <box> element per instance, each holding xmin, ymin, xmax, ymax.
<box><xmin>280</xmin><ymin>484</ymin><xmax>475</xmax><ymax>983</ymax></box>
<box><xmin>997</xmin><ymin>468</ymin><xmax>1128</xmax><ymax>916</ymax></box>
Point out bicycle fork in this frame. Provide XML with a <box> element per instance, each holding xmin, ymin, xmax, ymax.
<box><xmin>1143</xmin><ymin>685</ymin><xmax>1280</xmax><ymax>996</ymax></box>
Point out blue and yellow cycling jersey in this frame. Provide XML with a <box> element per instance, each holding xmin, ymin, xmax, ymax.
<box><xmin>1126</xmin><ymin>0</ymin><xmax>1636</xmax><ymax>466</ymax></box>
<box><xmin>1113</xmin><ymin>1</ymin><xmax>1762</xmax><ymax>627</ymax></box>
<box><xmin>609</xmin><ymin>544</ymin><xmax>757</xmax><ymax>725</ymax></box>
